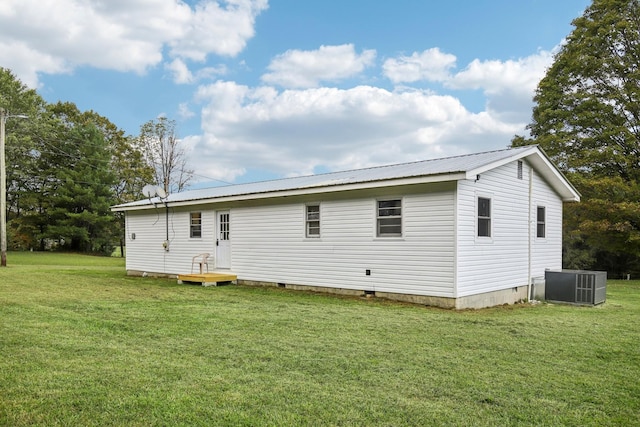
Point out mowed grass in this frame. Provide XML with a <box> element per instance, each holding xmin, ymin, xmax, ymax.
<box><xmin>1</xmin><ymin>252</ymin><xmax>639</xmax><ymax>426</ymax></box>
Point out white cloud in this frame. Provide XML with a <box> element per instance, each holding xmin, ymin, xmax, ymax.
<box><xmin>177</xmin><ymin>102</ymin><xmax>195</xmax><ymax>120</ymax></box>
<box><xmin>449</xmin><ymin>50</ymin><xmax>553</xmax><ymax>96</ymax></box>
<box><xmin>0</xmin><ymin>0</ymin><xmax>267</xmax><ymax>86</ymax></box>
<box><xmin>165</xmin><ymin>58</ymin><xmax>227</xmax><ymax>84</ymax></box>
<box><xmin>186</xmin><ymin>80</ymin><xmax>522</xmax><ymax>182</ymax></box>
<box><xmin>382</xmin><ymin>48</ymin><xmax>457</xmax><ymax>84</ymax></box>
<box><xmin>448</xmin><ymin>50</ymin><xmax>554</xmax><ymax>122</ymax></box>
<box><xmin>165</xmin><ymin>59</ymin><xmax>194</xmax><ymax>84</ymax></box>
<box><xmin>0</xmin><ymin>40</ymin><xmax>70</xmax><ymax>87</ymax></box>
<box><xmin>170</xmin><ymin>0</ymin><xmax>268</xmax><ymax>61</ymax></box>
<box><xmin>380</xmin><ymin>48</ymin><xmax>553</xmax><ymax>125</ymax></box>
<box><xmin>261</xmin><ymin>44</ymin><xmax>377</xmax><ymax>88</ymax></box>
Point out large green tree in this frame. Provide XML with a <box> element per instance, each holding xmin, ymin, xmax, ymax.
<box><xmin>1</xmin><ymin>69</ymin><xmax>153</xmax><ymax>255</ymax></box>
<box><xmin>45</xmin><ymin>102</ymin><xmax>154</xmax><ymax>255</ymax></box>
<box><xmin>0</xmin><ymin>68</ymin><xmax>48</xmax><ymax>251</ymax></box>
<box><xmin>513</xmin><ymin>0</ymin><xmax>640</xmax><ymax>276</ymax></box>
<box><xmin>45</xmin><ymin>123</ymin><xmax>116</xmax><ymax>253</ymax></box>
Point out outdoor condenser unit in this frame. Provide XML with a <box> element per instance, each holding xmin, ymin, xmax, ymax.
<box><xmin>544</xmin><ymin>270</ymin><xmax>607</xmax><ymax>305</ymax></box>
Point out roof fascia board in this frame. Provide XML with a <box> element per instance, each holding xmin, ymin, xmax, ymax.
<box><xmin>526</xmin><ymin>152</ymin><xmax>581</xmax><ymax>202</ymax></box>
<box><xmin>464</xmin><ymin>146</ymin><xmax>580</xmax><ymax>202</ymax></box>
<box><xmin>111</xmin><ymin>172</ymin><xmax>466</xmax><ymax>212</ymax></box>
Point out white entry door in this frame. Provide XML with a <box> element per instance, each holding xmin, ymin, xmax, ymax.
<box><xmin>216</xmin><ymin>211</ymin><xmax>231</xmax><ymax>269</ymax></box>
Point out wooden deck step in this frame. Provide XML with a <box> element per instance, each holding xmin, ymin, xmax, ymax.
<box><xmin>177</xmin><ymin>272</ymin><xmax>237</xmax><ymax>287</ymax></box>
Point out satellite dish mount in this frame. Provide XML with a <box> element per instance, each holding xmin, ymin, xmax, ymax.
<box><xmin>141</xmin><ymin>184</ymin><xmax>168</xmax><ymax>202</ymax></box>
<box><xmin>141</xmin><ymin>184</ymin><xmax>170</xmax><ymax>251</ymax></box>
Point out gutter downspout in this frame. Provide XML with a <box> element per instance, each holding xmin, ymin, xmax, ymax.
<box><xmin>527</xmin><ymin>166</ymin><xmax>533</xmax><ymax>302</ymax></box>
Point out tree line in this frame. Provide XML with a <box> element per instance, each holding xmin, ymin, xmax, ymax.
<box><xmin>513</xmin><ymin>0</ymin><xmax>640</xmax><ymax>277</ymax></box>
<box><xmin>0</xmin><ymin>68</ymin><xmax>192</xmax><ymax>255</ymax></box>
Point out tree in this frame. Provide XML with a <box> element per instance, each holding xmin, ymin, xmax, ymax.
<box><xmin>0</xmin><ymin>68</ymin><xmax>44</xmax><ymax>116</ymax></box>
<box><xmin>45</xmin><ymin>102</ymin><xmax>154</xmax><ymax>256</ymax></box>
<box><xmin>137</xmin><ymin>117</ymin><xmax>193</xmax><ymax>195</ymax></box>
<box><xmin>0</xmin><ymin>71</ymin><xmax>154</xmax><ymax>254</ymax></box>
<box><xmin>512</xmin><ymin>0</ymin><xmax>640</xmax><ymax>277</ymax></box>
<box><xmin>44</xmin><ymin>102</ymin><xmax>154</xmax><ymax>204</ymax></box>
<box><xmin>2</xmin><ymin>69</ymin><xmax>156</xmax><ymax>255</ymax></box>
<box><xmin>45</xmin><ymin>123</ymin><xmax>117</xmax><ymax>254</ymax></box>
<box><xmin>0</xmin><ymin>68</ymin><xmax>48</xmax><ymax>252</ymax></box>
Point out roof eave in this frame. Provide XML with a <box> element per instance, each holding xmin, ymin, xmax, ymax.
<box><xmin>464</xmin><ymin>146</ymin><xmax>580</xmax><ymax>203</ymax></box>
<box><xmin>111</xmin><ymin>172</ymin><xmax>467</xmax><ymax>212</ymax></box>
<box><xmin>525</xmin><ymin>148</ymin><xmax>581</xmax><ymax>202</ymax></box>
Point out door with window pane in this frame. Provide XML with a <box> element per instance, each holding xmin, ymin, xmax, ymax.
<box><xmin>216</xmin><ymin>211</ymin><xmax>231</xmax><ymax>268</ymax></box>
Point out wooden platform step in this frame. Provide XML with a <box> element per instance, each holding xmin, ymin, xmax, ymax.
<box><xmin>177</xmin><ymin>272</ymin><xmax>237</xmax><ymax>287</ymax></box>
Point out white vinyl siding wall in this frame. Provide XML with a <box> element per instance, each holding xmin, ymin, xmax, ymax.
<box><xmin>530</xmin><ymin>171</ymin><xmax>563</xmax><ymax>275</ymax></box>
<box><xmin>231</xmin><ymin>184</ymin><xmax>456</xmax><ymax>297</ymax></box>
<box><xmin>125</xmin><ymin>208</ymin><xmax>215</xmax><ymax>274</ymax></box>
<box><xmin>456</xmin><ymin>161</ymin><xmax>531</xmax><ymax>296</ymax></box>
<box><xmin>456</xmin><ymin>160</ymin><xmax>564</xmax><ymax>297</ymax></box>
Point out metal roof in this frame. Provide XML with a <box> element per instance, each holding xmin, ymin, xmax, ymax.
<box><xmin>112</xmin><ymin>145</ymin><xmax>579</xmax><ymax>211</ymax></box>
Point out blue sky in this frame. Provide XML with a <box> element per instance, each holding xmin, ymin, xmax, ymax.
<box><xmin>1</xmin><ymin>0</ymin><xmax>590</xmax><ymax>187</ymax></box>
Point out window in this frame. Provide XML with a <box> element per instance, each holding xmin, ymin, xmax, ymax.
<box><xmin>477</xmin><ymin>197</ymin><xmax>491</xmax><ymax>237</ymax></box>
<box><xmin>190</xmin><ymin>212</ymin><xmax>202</xmax><ymax>238</ymax></box>
<box><xmin>537</xmin><ymin>206</ymin><xmax>546</xmax><ymax>238</ymax></box>
<box><xmin>219</xmin><ymin>213</ymin><xmax>229</xmax><ymax>241</ymax></box>
<box><xmin>517</xmin><ymin>160</ymin><xmax>523</xmax><ymax>180</ymax></box>
<box><xmin>377</xmin><ymin>199</ymin><xmax>402</xmax><ymax>237</ymax></box>
<box><xmin>306</xmin><ymin>205</ymin><xmax>320</xmax><ymax>237</ymax></box>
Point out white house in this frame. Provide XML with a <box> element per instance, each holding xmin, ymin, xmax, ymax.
<box><xmin>112</xmin><ymin>145</ymin><xmax>580</xmax><ymax>309</ymax></box>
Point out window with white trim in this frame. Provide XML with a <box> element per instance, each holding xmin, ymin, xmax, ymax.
<box><xmin>190</xmin><ymin>212</ymin><xmax>202</xmax><ymax>238</ymax></box>
<box><xmin>477</xmin><ymin>197</ymin><xmax>491</xmax><ymax>237</ymax></box>
<box><xmin>306</xmin><ymin>205</ymin><xmax>320</xmax><ymax>237</ymax></box>
<box><xmin>377</xmin><ymin>199</ymin><xmax>402</xmax><ymax>237</ymax></box>
<box><xmin>537</xmin><ymin>206</ymin><xmax>546</xmax><ymax>238</ymax></box>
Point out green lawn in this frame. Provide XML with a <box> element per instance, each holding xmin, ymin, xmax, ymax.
<box><xmin>1</xmin><ymin>252</ymin><xmax>639</xmax><ymax>426</ymax></box>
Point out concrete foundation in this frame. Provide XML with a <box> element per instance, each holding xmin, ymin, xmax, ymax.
<box><xmin>238</xmin><ymin>279</ymin><xmax>530</xmax><ymax>310</ymax></box>
<box><xmin>238</xmin><ymin>280</ymin><xmax>365</xmax><ymax>297</ymax></box>
<box><xmin>454</xmin><ymin>285</ymin><xmax>529</xmax><ymax>309</ymax></box>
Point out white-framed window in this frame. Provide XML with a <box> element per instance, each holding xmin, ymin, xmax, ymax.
<box><xmin>477</xmin><ymin>197</ymin><xmax>491</xmax><ymax>238</ymax></box>
<box><xmin>537</xmin><ymin>206</ymin><xmax>546</xmax><ymax>238</ymax></box>
<box><xmin>190</xmin><ymin>212</ymin><xmax>202</xmax><ymax>238</ymax></box>
<box><xmin>377</xmin><ymin>199</ymin><xmax>402</xmax><ymax>237</ymax></box>
<box><xmin>306</xmin><ymin>204</ymin><xmax>320</xmax><ymax>238</ymax></box>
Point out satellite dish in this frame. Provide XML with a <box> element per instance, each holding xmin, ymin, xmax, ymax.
<box><xmin>142</xmin><ymin>184</ymin><xmax>157</xmax><ymax>198</ymax></box>
<box><xmin>155</xmin><ymin>186</ymin><xmax>167</xmax><ymax>199</ymax></box>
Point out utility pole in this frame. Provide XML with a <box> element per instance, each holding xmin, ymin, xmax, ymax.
<box><xmin>0</xmin><ymin>108</ymin><xmax>28</xmax><ymax>267</ymax></box>
<box><xmin>0</xmin><ymin>108</ymin><xmax>6</xmax><ymax>267</ymax></box>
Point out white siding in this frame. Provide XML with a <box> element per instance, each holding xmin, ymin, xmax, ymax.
<box><xmin>125</xmin><ymin>207</ymin><xmax>216</xmax><ymax>274</ymax></box>
<box><xmin>531</xmin><ymin>170</ymin><xmax>563</xmax><ymax>275</ymax></box>
<box><xmin>231</xmin><ymin>184</ymin><xmax>456</xmax><ymax>297</ymax></box>
<box><xmin>456</xmin><ymin>161</ymin><xmax>564</xmax><ymax>297</ymax></box>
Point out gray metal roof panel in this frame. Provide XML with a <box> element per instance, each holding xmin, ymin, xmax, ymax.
<box><xmin>113</xmin><ymin>145</ymin><xmax>538</xmax><ymax>209</ymax></box>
